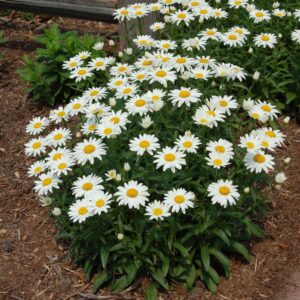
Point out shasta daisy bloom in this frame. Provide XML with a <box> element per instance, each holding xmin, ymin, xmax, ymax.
<box><xmin>115</xmin><ymin>84</ymin><xmax>138</xmax><ymax>100</ymax></box>
<box><xmin>70</xmin><ymin>67</ymin><xmax>93</xmax><ymax>82</ymax></box>
<box><xmin>292</xmin><ymin>30</ymin><xmax>300</xmax><ymax>44</ymax></box>
<box><xmin>26</xmin><ymin>116</ymin><xmax>49</xmax><ymax>135</ymax></box>
<box><xmin>108</xmin><ymin>76</ymin><xmax>128</xmax><ymax>90</ymax></box>
<box><xmin>66</xmin><ymin>97</ymin><xmax>87</xmax><ymax>116</ymax></box>
<box><xmin>164</xmin><ymin>188</ymin><xmax>194</xmax><ymax>213</ymax></box>
<box><xmin>206</xmin><ymin>152</ymin><xmax>231</xmax><ymax>169</ymax></box>
<box><xmin>115</xmin><ymin>180</ymin><xmax>149</xmax><ymax>209</ymax></box>
<box><xmin>46</xmin><ymin>128</ymin><xmax>72</xmax><ymax>148</ymax></box>
<box><xmin>97</xmin><ymin>120</ymin><xmax>121</xmax><ymax>138</ymax></box>
<box><xmin>154</xmin><ymin>146</ymin><xmax>186</xmax><ymax>173</ymax></box>
<box><xmin>171</xmin><ymin>56</ymin><xmax>196</xmax><ymax>72</ymax></box>
<box><xmin>135</xmin><ymin>57</ymin><xmax>154</xmax><ymax>69</ymax></box>
<box><xmin>239</xmin><ymin>134</ymin><xmax>262</xmax><ymax>153</ymax></box>
<box><xmin>104</xmin><ymin>110</ymin><xmax>129</xmax><ymax>129</ymax></box>
<box><xmin>73</xmin><ymin>138</ymin><xmax>106</xmax><ymax>165</ymax></box>
<box><xmin>145</xmin><ymin>89</ymin><xmax>166</xmax><ymax>103</ymax></box>
<box><xmin>156</xmin><ymin>40</ymin><xmax>177</xmax><ymax>52</ymax></box>
<box><xmin>133</xmin><ymin>35</ymin><xmax>155</xmax><ymax>50</ymax></box>
<box><xmin>25</xmin><ymin>137</ymin><xmax>48</xmax><ymax>157</ymax></box>
<box><xmin>193</xmin><ymin>105</ymin><xmax>225</xmax><ymax>128</ymax></box>
<box><xmin>200</xmin><ymin>28</ymin><xmax>220</xmax><ymax>41</ymax></box>
<box><xmin>49</xmin><ymin>106</ymin><xmax>69</xmax><ymax>124</ymax></box>
<box><xmin>273</xmin><ymin>9</ymin><xmax>286</xmax><ymax>18</ymax></box>
<box><xmin>191</xmin><ymin>68</ymin><xmax>212</xmax><ymax>80</ymax></box>
<box><xmin>169</xmin><ymin>87</ymin><xmax>202</xmax><ymax>107</ymax></box>
<box><xmin>129</xmin><ymin>134</ymin><xmax>160</xmax><ymax>156</ymax></box>
<box><xmin>83</xmin><ymin>87</ymin><xmax>107</xmax><ymax>102</ymax></box>
<box><xmin>256</xmin><ymin>127</ymin><xmax>285</xmax><ymax>146</ymax></box>
<box><xmin>49</xmin><ymin>156</ymin><xmax>75</xmax><ymax>176</ymax></box>
<box><xmin>170</xmin><ymin>9</ymin><xmax>195</xmax><ymax>26</ymax></box>
<box><xmin>194</xmin><ymin>6</ymin><xmax>213</xmax><ymax>21</ymax></box>
<box><xmin>206</xmin><ymin>139</ymin><xmax>234</xmax><ymax>157</ymax></box>
<box><xmin>75</xmin><ymin>51</ymin><xmax>90</xmax><ymax>60</ymax></box>
<box><xmin>34</xmin><ymin>172</ymin><xmax>61</xmax><ymax>196</ymax></box>
<box><xmin>248</xmin><ymin>106</ymin><xmax>269</xmax><ymax>123</ymax></box>
<box><xmin>68</xmin><ymin>199</ymin><xmax>92</xmax><ymax>223</ymax></box>
<box><xmin>228</xmin><ymin>0</ymin><xmax>248</xmax><ymax>9</ymax></box>
<box><xmin>72</xmin><ymin>174</ymin><xmax>104</xmax><ymax>198</ymax></box>
<box><xmin>175</xmin><ymin>133</ymin><xmax>201</xmax><ymax>153</ymax></box>
<box><xmin>63</xmin><ymin>56</ymin><xmax>83</xmax><ymax>70</ymax></box>
<box><xmin>46</xmin><ymin>147</ymin><xmax>73</xmax><ymax>163</ymax></box>
<box><xmin>196</xmin><ymin>56</ymin><xmax>216</xmax><ymax>68</ymax></box>
<box><xmin>145</xmin><ymin>200</ymin><xmax>171</xmax><ymax>220</ymax></box>
<box><xmin>28</xmin><ymin>160</ymin><xmax>47</xmax><ymax>177</ymax></box>
<box><xmin>244</xmin><ymin>151</ymin><xmax>275</xmax><ymax>173</ymax></box>
<box><xmin>105</xmin><ymin>169</ymin><xmax>121</xmax><ymax>181</ymax></box>
<box><xmin>221</xmin><ymin>31</ymin><xmax>246</xmax><ymax>47</ymax></box>
<box><xmin>149</xmin><ymin>2</ymin><xmax>162</xmax><ymax>11</ymax></box>
<box><xmin>87</xmin><ymin>191</ymin><xmax>112</xmax><ymax>215</ymax></box>
<box><xmin>88</xmin><ymin>57</ymin><xmax>109</xmax><ymax>71</ymax></box>
<box><xmin>150</xmin><ymin>22</ymin><xmax>165</xmax><ymax>32</ymax></box>
<box><xmin>125</xmin><ymin>95</ymin><xmax>151</xmax><ymax>116</ymax></box>
<box><xmin>149</xmin><ymin>67</ymin><xmax>177</xmax><ymax>87</ymax></box>
<box><xmin>113</xmin><ymin>7</ymin><xmax>133</xmax><ymax>21</ymax></box>
<box><xmin>257</xmin><ymin>136</ymin><xmax>277</xmax><ymax>152</ymax></box>
<box><xmin>256</xmin><ymin>101</ymin><xmax>279</xmax><ymax>120</ymax></box>
<box><xmin>182</xmin><ymin>37</ymin><xmax>207</xmax><ymax>51</ymax></box>
<box><xmin>230</xmin><ymin>26</ymin><xmax>250</xmax><ymax>36</ymax></box>
<box><xmin>129</xmin><ymin>71</ymin><xmax>148</xmax><ymax>83</ymax></box>
<box><xmin>81</xmin><ymin>120</ymin><xmax>98</xmax><ymax>135</ymax></box>
<box><xmin>250</xmin><ymin>9</ymin><xmax>271</xmax><ymax>23</ymax></box>
<box><xmin>187</xmin><ymin>0</ymin><xmax>202</xmax><ymax>9</ymax></box>
<box><xmin>254</xmin><ymin>33</ymin><xmax>277</xmax><ymax>48</ymax></box>
<box><xmin>84</xmin><ymin>103</ymin><xmax>111</xmax><ymax>119</ymax></box>
<box><xmin>213</xmin><ymin>8</ymin><xmax>228</xmax><ymax>19</ymax></box>
<box><xmin>228</xmin><ymin>65</ymin><xmax>246</xmax><ymax>82</ymax></box>
<box><xmin>110</xmin><ymin>63</ymin><xmax>134</xmax><ymax>77</ymax></box>
<box><xmin>207</xmin><ymin>95</ymin><xmax>238</xmax><ymax>115</ymax></box>
<box><xmin>207</xmin><ymin>179</ymin><xmax>240</xmax><ymax>208</ymax></box>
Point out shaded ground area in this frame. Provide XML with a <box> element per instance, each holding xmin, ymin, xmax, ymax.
<box><xmin>0</xmin><ymin>14</ymin><xmax>300</xmax><ymax>300</ymax></box>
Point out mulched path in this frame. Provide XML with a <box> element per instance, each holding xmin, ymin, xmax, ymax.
<box><xmin>0</xmin><ymin>14</ymin><xmax>300</xmax><ymax>300</ymax></box>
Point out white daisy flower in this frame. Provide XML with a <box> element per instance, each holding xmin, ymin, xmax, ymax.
<box><xmin>83</xmin><ymin>87</ymin><xmax>107</xmax><ymax>102</ymax></box>
<box><xmin>196</xmin><ymin>56</ymin><xmax>216</xmax><ymax>68</ymax></box>
<box><xmin>207</xmin><ymin>179</ymin><xmax>240</xmax><ymax>207</ymax></box>
<box><xmin>75</xmin><ymin>51</ymin><xmax>91</xmax><ymax>60</ymax></box>
<box><xmin>194</xmin><ymin>6</ymin><xmax>213</xmax><ymax>21</ymax></box>
<box><xmin>249</xmin><ymin>9</ymin><xmax>271</xmax><ymax>23</ymax></box>
<box><xmin>156</xmin><ymin>40</ymin><xmax>177</xmax><ymax>52</ymax></box>
<box><xmin>72</xmin><ymin>174</ymin><xmax>104</xmax><ymax>198</ymax></box>
<box><xmin>169</xmin><ymin>87</ymin><xmax>202</xmax><ymax>107</ymax></box>
<box><xmin>84</xmin><ymin>103</ymin><xmax>111</xmax><ymax>119</ymax></box>
<box><xmin>273</xmin><ymin>9</ymin><xmax>286</xmax><ymax>18</ymax></box>
<box><xmin>200</xmin><ymin>28</ymin><xmax>220</xmax><ymax>41</ymax></box>
<box><xmin>129</xmin><ymin>70</ymin><xmax>149</xmax><ymax>83</ymax></box>
<box><xmin>129</xmin><ymin>134</ymin><xmax>160</xmax><ymax>156</ymax></box>
<box><xmin>25</xmin><ymin>137</ymin><xmax>48</xmax><ymax>157</ymax></box>
<box><xmin>68</xmin><ymin>199</ymin><xmax>92</xmax><ymax>223</ymax></box>
<box><xmin>207</xmin><ymin>95</ymin><xmax>238</xmax><ymax>115</ymax></box>
<box><xmin>34</xmin><ymin>172</ymin><xmax>61</xmax><ymax>196</ymax></box>
<box><xmin>206</xmin><ymin>152</ymin><xmax>231</xmax><ymax>169</ymax></box>
<box><xmin>97</xmin><ymin>120</ymin><xmax>121</xmax><ymax>139</ymax></box>
<box><xmin>193</xmin><ymin>105</ymin><xmax>226</xmax><ymax>128</ymax></box>
<box><xmin>170</xmin><ymin>9</ymin><xmax>195</xmax><ymax>26</ymax></box>
<box><xmin>63</xmin><ymin>56</ymin><xmax>83</xmax><ymax>70</ymax></box>
<box><xmin>191</xmin><ymin>68</ymin><xmax>212</xmax><ymax>80</ymax></box>
<box><xmin>81</xmin><ymin>120</ymin><xmax>98</xmax><ymax>135</ymax></box>
<box><xmin>213</xmin><ymin>8</ymin><xmax>228</xmax><ymax>19</ymax></box>
<box><xmin>294</xmin><ymin>9</ymin><xmax>300</xmax><ymax>21</ymax></box>
<box><xmin>115</xmin><ymin>84</ymin><xmax>138</xmax><ymax>100</ymax></box>
<box><xmin>149</xmin><ymin>67</ymin><xmax>177</xmax><ymax>87</ymax></box>
<box><xmin>133</xmin><ymin>35</ymin><xmax>155</xmax><ymax>50</ymax></box>
<box><xmin>88</xmin><ymin>57</ymin><xmax>109</xmax><ymax>71</ymax></box>
<box><xmin>248</xmin><ymin>106</ymin><xmax>269</xmax><ymax>122</ymax></box>
<box><xmin>145</xmin><ymin>200</ymin><xmax>171</xmax><ymax>220</ymax></box>
<box><xmin>228</xmin><ymin>0</ymin><xmax>248</xmax><ymax>9</ymax></box>
<box><xmin>46</xmin><ymin>128</ymin><xmax>72</xmax><ymax>148</ymax></box>
<box><xmin>206</xmin><ymin>139</ymin><xmax>234</xmax><ymax>157</ymax></box>
<box><xmin>164</xmin><ymin>188</ymin><xmax>194</xmax><ymax>213</ymax></box>
<box><xmin>239</xmin><ymin>134</ymin><xmax>262</xmax><ymax>153</ymax></box>
<box><xmin>46</xmin><ymin>147</ymin><xmax>73</xmax><ymax>163</ymax></box>
<box><xmin>104</xmin><ymin>110</ymin><xmax>130</xmax><ymax>129</ymax></box>
<box><xmin>87</xmin><ymin>191</ymin><xmax>112</xmax><ymax>215</ymax></box>
<box><xmin>182</xmin><ymin>37</ymin><xmax>207</xmax><ymax>51</ymax></box>
<box><xmin>154</xmin><ymin>146</ymin><xmax>186</xmax><ymax>173</ymax></box>
<box><xmin>175</xmin><ymin>133</ymin><xmax>201</xmax><ymax>153</ymax></box>
<box><xmin>66</xmin><ymin>97</ymin><xmax>88</xmax><ymax>116</ymax></box>
<box><xmin>28</xmin><ymin>160</ymin><xmax>47</xmax><ymax>177</ymax></box>
<box><xmin>108</xmin><ymin>76</ymin><xmax>128</xmax><ymax>90</ymax></box>
<box><xmin>26</xmin><ymin>116</ymin><xmax>49</xmax><ymax>135</ymax></box>
<box><xmin>255</xmin><ymin>127</ymin><xmax>285</xmax><ymax>146</ymax></box>
<box><xmin>73</xmin><ymin>137</ymin><xmax>106</xmax><ymax>165</ymax></box>
<box><xmin>49</xmin><ymin>156</ymin><xmax>75</xmax><ymax>176</ymax></box>
<box><xmin>49</xmin><ymin>106</ymin><xmax>69</xmax><ymax>124</ymax></box>
<box><xmin>70</xmin><ymin>67</ymin><xmax>93</xmax><ymax>82</ymax></box>
<box><xmin>150</xmin><ymin>22</ymin><xmax>166</xmax><ymax>32</ymax></box>
<box><xmin>110</xmin><ymin>63</ymin><xmax>134</xmax><ymax>77</ymax></box>
<box><xmin>115</xmin><ymin>180</ymin><xmax>150</xmax><ymax>209</ymax></box>
<box><xmin>256</xmin><ymin>101</ymin><xmax>279</xmax><ymax>120</ymax></box>
<box><xmin>105</xmin><ymin>169</ymin><xmax>121</xmax><ymax>181</ymax></box>
<box><xmin>171</xmin><ymin>56</ymin><xmax>196</xmax><ymax>72</ymax></box>
<box><xmin>221</xmin><ymin>31</ymin><xmax>246</xmax><ymax>47</ymax></box>
<box><xmin>125</xmin><ymin>95</ymin><xmax>152</xmax><ymax>116</ymax></box>
<box><xmin>254</xmin><ymin>33</ymin><xmax>277</xmax><ymax>48</ymax></box>
<box><xmin>244</xmin><ymin>151</ymin><xmax>275</xmax><ymax>173</ymax></box>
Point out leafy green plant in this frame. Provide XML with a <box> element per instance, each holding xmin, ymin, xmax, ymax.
<box><xmin>17</xmin><ymin>24</ymin><xmax>105</xmax><ymax>106</ymax></box>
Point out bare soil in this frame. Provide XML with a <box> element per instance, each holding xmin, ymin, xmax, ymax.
<box><xmin>0</xmin><ymin>13</ymin><xmax>300</xmax><ymax>300</ymax></box>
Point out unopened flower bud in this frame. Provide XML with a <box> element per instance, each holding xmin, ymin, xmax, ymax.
<box><xmin>109</xmin><ymin>97</ymin><xmax>116</xmax><ymax>107</ymax></box>
<box><xmin>52</xmin><ymin>207</ymin><xmax>61</xmax><ymax>216</ymax></box>
<box><xmin>278</xmin><ymin>33</ymin><xmax>282</xmax><ymax>39</ymax></box>
<box><xmin>118</xmin><ymin>51</ymin><xmax>123</xmax><ymax>58</ymax></box>
<box><xmin>117</xmin><ymin>233</ymin><xmax>124</xmax><ymax>240</ymax></box>
<box><xmin>283</xmin><ymin>116</ymin><xmax>290</xmax><ymax>124</ymax></box>
<box><xmin>125</xmin><ymin>47</ymin><xmax>133</xmax><ymax>55</ymax></box>
<box><xmin>76</xmin><ymin>132</ymin><xmax>81</xmax><ymax>138</ymax></box>
<box><xmin>275</xmin><ymin>172</ymin><xmax>287</xmax><ymax>184</ymax></box>
<box><xmin>248</xmin><ymin>47</ymin><xmax>253</xmax><ymax>54</ymax></box>
<box><xmin>244</xmin><ymin>187</ymin><xmax>250</xmax><ymax>194</ymax></box>
<box><xmin>273</xmin><ymin>2</ymin><xmax>280</xmax><ymax>8</ymax></box>
<box><xmin>108</xmin><ymin>40</ymin><xmax>115</xmax><ymax>46</ymax></box>
<box><xmin>93</xmin><ymin>42</ymin><xmax>104</xmax><ymax>50</ymax></box>
<box><xmin>284</xmin><ymin>157</ymin><xmax>291</xmax><ymax>164</ymax></box>
<box><xmin>287</xmin><ymin>12</ymin><xmax>292</xmax><ymax>17</ymax></box>
<box><xmin>124</xmin><ymin>162</ymin><xmax>131</xmax><ymax>172</ymax></box>
<box><xmin>116</xmin><ymin>174</ymin><xmax>122</xmax><ymax>182</ymax></box>
<box><xmin>39</xmin><ymin>196</ymin><xmax>52</xmax><ymax>207</ymax></box>
<box><xmin>253</xmin><ymin>71</ymin><xmax>260</xmax><ymax>81</ymax></box>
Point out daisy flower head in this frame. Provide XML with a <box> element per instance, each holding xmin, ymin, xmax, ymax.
<box><xmin>249</xmin><ymin>9</ymin><xmax>271</xmax><ymax>23</ymax></box>
<box><xmin>49</xmin><ymin>106</ymin><xmax>69</xmax><ymax>124</ymax></box>
<box><xmin>149</xmin><ymin>2</ymin><xmax>162</xmax><ymax>12</ymax></box>
<box><xmin>221</xmin><ymin>31</ymin><xmax>246</xmax><ymax>47</ymax></box>
<box><xmin>149</xmin><ymin>67</ymin><xmax>177</xmax><ymax>87</ymax></box>
<box><xmin>206</xmin><ymin>152</ymin><xmax>231</xmax><ymax>169</ymax></box>
<box><xmin>213</xmin><ymin>8</ymin><xmax>228</xmax><ymax>19</ymax></box>
<box><xmin>97</xmin><ymin>119</ymin><xmax>121</xmax><ymax>139</ymax></box>
<box><xmin>87</xmin><ymin>191</ymin><xmax>112</xmax><ymax>215</ymax></box>
<box><xmin>104</xmin><ymin>110</ymin><xmax>130</xmax><ymax>129</ymax></box>
<box><xmin>113</xmin><ymin>6</ymin><xmax>133</xmax><ymax>21</ymax></box>
<box><xmin>206</xmin><ymin>139</ymin><xmax>234</xmax><ymax>157</ymax></box>
<box><xmin>194</xmin><ymin>5</ymin><xmax>213</xmax><ymax>21</ymax></box>
<box><xmin>68</xmin><ymin>199</ymin><xmax>92</xmax><ymax>223</ymax></box>
<box><xmin>125</xmin><ymin>95</ymin><xmax>152</xmax><ymax>116</ymax></box>
<box><xmin>66</xmin><ymin>97</ymin><xmax>88</xmax><ymax>116</ymax></box>
<box><xmin>257</xmin><ymin>135</ymin><xmax>277</xmax><ymax>152</ymax></box>
<box><xmin>273</xmin><ymin>9</ymin><xmax>286</xmax><ymax>18</ymax></box>
<box><xmin>254</xmin><ymin>33</ymin><xmax>277</xmax><ymax>48</ymax></box>
<box><xmin>115</xmin><ymin>180</ymin><xmax>149</xmax><ymax>209</ymax></box>
<box><xmin>26</xmin><ymin>116</ymin><xmax>50</xmax><ymax>136</ymax></box>
<box><xmin>84</xmin><ymin>103</ymin><xmax>111</xmax><ymax>119</ymax></box>
<box><xmin>150</xmin><ymin>22</ymin><xmax>166</xmax><ymax>32</ymax></box>
<box><xmin>63</xmin><ymin>56</ymin><xmax>83</xmax><ymax>70</ymax></box>
<box><xmin>182</xmin><ymin>37</ymin><xmax>207</xmax><ymax>51</ymax></box>
<box><xmin>130</xmin><ymin>70</ymin><xmax>149</xmax><ymax>83</ymax></box>
<box><xmin>46</xmin><ymin>147</ymin><xmax>73</xmax><ymax>163</ymax></box>
<box><xmin>73</xmin><ymin>137</ymin><xmax>106</xmax><ymax>165</ymax></box>
<box><xmin>175</xmin><ymin>132</ymin><xmax>201</xmax><ymax>153</ymax></box>
<box><xmin>154</xmin><ymin>146</ymin><xmax>186</xmax><ymax>173</ymax></box>
<box><xmin>164</xmin><ymin>188</ymin><xmax>194</xmax><ymax>213</ymax></box>
<box><xmin>256</xmin><ymin>127</ymin><xmax>285</xmax><ymax>146</ymax></box>
<box><xmin>156</xmin><ymin>40</ymin><xmax>177</xmax><ymax>52</ymax></box>
<box><xmin>133</xmin><ymin>35</ymin><xmax>155</xmax><ymax>50</ymax></box>
<box><xmin>169</xmin><ymin>87</ymin><xmax>202</xmax><ymax>107</ymax></box>
<box><xmin>291</xmin><ymin>30</ymin><xmax>300</xmax><ymax>44</ymax></box>
<box><xmin>239</xmin><ymin>134</ymin><xmax>262</xmax><ymax>153</ymax></box>
<box><xmin>145</xmin><ymin>89</ymin><xmax>166</xmax><ymax>103</ymax></box>
<box><xmin>230</xmin><ymin>26</ymin><xmax>250</xmax><ymax>37</ymax></box>
<box><xmin>256</xmin><ymin>101</ymin><xmax>279</xmax><ymax>120</ymax></box>
<box><xmin>207</xmin><ymin>95</ymin><xmax>238</xmax><ymax>115</ymax></box>
<box><xmin>25</xmin><ymin>137</ymin><xmax>48</xmax><ymax>157</ymax></box>
<box><xmin>34</xmin><ymin>172</ymin><xmax>61</xmax><ymax>196</ymax></box>
<box><xmin>110</xmin><ymin>63</ymin><xmax>134</xmax><ymax>77</ymax></box>
<box><xmin>200</xmin><ymin>28</ymin><xmax>220</xmax><ymax>41</ymax></box>
<box><xmin>49</xmin><ymin>156</ymin><xmax>75</xmax><ymax>176</ymax></box>
<box><xmin>88</xmin><ymin>57</ymin><xmax>109</xmax><ymax>71</ymax></box>
<box><xmin>75</xmin><ymin>51</ymin><xmax>91</xmax><ymax>60</ymax></box>
<box><xmin>171</xmin><ymin>56</ymin><xmax>196</xmax><ymax>72</ymax></box>
<box><xmin>28</xmin><ymin>160</ymin><xmax>47</xmax><ymax>177</ymax></box>
<box><xmin>207</xmin><ymin>180</ymin><xmax>240</xmax><ymax>208</ymax></box>
<box><xmin>46</xmin><ymin>128</ymin><xmax>72</xmax><ymax>148</ymax></box>
<box><xmin>244</xmin><ymin>151</ymin><xmax>275</xmax><ymax>173</ymax></box>
<box><xmin>196</xmin><ymin>56</ymin><xmax>216</xmax><ymax>68</ymax></box>
<box><xmin>108</xmin><ymin>76</ymin><xmax>128</xmax><ymax>90</ymax></box>
<box><xmin>294</xmin><ymin>9</ymin><xmax>300</xmax><ymax>21</ymax></box>
<box><xmin>115</xmin><ymin>84</ymin><xmax>138</xmax><ymax>99</ymax></box>
<box><xmin>170</xmin><ymin>9</ymin><xmax>195</xmax><ymax>26</ymax></box>
<box><xmin>70</xmin><ymin>67</ymin><xmax>93</xmax><ymax>82</ymax></box>
<box><xmin>228</xmin><ymin>0</ymin><xmax>248</xmax><ymax>9</ymax></box>
<box><xmin>105</xmin><ymin>169</ymin><xmax>121</xmax><ymax>181</ymax></box>
<box><xmin>145</xmin><ymin>200</ymin><xmax>171</xmax><ymax>220</ymax></box>
<box><xmin>129</xmin><ymin>134</ymin><xmax>160</xmax><ymax>156</ymax></box>
<box><xmin>72</xmin><ymin>174</ymin><xmax>104</xmax><ymax>198</ymax></box>
<box><xmin>191</xmin><ymin>67</ymin><xmax>212</xmax><ymax>80</ymax></box>
<box><xmin>81</xmin><ymin>120</ymin><xmax>98</xmax><ymax>135</ymax></box>
<box><xmin>248</xmin><ymin>106</ymin><xmax>269</xmax><ymax>123</ymax></box>
<box><xmin>83</xmin><ymin>87</ymin><xmax>107</xmax><ymax>102</ymax></box>
<box><xmin>193</xmin><ymin>105</ymin><xmax>226</xmax><ymax>128</ymax></box>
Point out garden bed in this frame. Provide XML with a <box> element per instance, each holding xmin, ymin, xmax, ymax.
<box><xmin>1</xmin><ymin>14</ymin><xmax>300</xmax><ymax>300</ymax></box>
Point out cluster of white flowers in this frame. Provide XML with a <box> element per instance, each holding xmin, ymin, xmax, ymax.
<box><xmin>25</xmin><ymin>0</ymin><xmax>294</xmax><ymax>224</ymax></box>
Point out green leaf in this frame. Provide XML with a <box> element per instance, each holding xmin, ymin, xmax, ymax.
<box><xmin>207</xmin><ymin>267</ymin><xmax>220</xmax><ymax>285</ymax></box>
<box><xmin>92</xmin><ymin>272</ymin><xmax>110</xmax><ymax>294</ymax></box>
<box><xmin>200</xmin><ymin>245</ymin><xmax>210</xmax><ymax>271</ymax></box>
<box><xmin>174</xmin><ymin>241</ymin><xmax>189</xmax><ymax>258</ymax></box>
<box><xmin>186</xmin><ymin>264</ymin><xmax>197</xmax><ymax>290</ymax></box>
<box><xmin>213</xmin><ymin>229</ymin><xmax>230</xmax><ymax>246</ymax></box>
<box><xmin>100</xmin><ymin>247</ymin><xmax>109</xmax><ymax>269</ymax></box>
<box><xmin>143</xmin><ymin>282</ymin><xmax>157</xmax><ymax>300</ymax></box>
<box><xmin>231</xmin><ymin>242</ymin><xmax>251</xmax><ymax>262</ymax></box>
<box><xmin>209</xmin><ymin>248</ymin><xmax>230</xmax><ymax>277</ymax></box>
<box><xmin>150</xmin><ymin>269</ymin><xmax>169</xmax><ymax>290</ymax></box>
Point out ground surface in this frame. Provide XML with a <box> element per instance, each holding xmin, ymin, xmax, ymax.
<box><xmin>0</xmin><ymin>13</ymin><xmax>300</xmax><ymax>300</ymax></box>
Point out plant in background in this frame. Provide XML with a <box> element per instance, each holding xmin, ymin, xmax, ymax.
<box><xmin>17</xmin><ymin>24</ymin><xmax>107</xmax><ymax>106</ymax></box>
<box><xmin>25</xmin><ymin>0</ymin><xmax>296</xmax><ymax>298</ymax></box>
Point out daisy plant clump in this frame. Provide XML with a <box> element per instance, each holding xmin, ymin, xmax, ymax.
<box><xmin>25</xmin><ymin>0</ymin><xmax>294</xmax><ymax>295</ymax></box>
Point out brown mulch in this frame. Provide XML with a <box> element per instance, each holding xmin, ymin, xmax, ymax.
<box><xmin>0</xmin><ymin>13</ymin><xmax>300</xmax><ymax>300</ymax></box>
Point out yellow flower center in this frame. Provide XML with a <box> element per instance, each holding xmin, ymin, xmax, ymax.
<box><xmin>246</xmin><ymin>142</ymin><xmax>255</xmax><ymax>149</ymax></box>
<box><xmin>73</xmin><ymin>103</ymin><xmax>81</xmax><ymax>110</ymax></box>
<box><xmin>111</xmin><ymin>116</ymin><xmax>120</xmax><ymax>124</ymax></box>
<box><xmin>153</xmin><ymin>208</ymin><xmax>163</xmax><ymax>216</ymax></box>
<box><xmin>253</xmin><ymin>154</ymin><xmax>266</xmax><ymax>163</ymax></box>
<box><xmin>53</xmin><ymin>153</ymin><xmax>62</xmax><ymax>161</ymax></box>
<box><xmin>126</xmin><ymin>188</ymin><xmax>139</xmax><ymax>198</ymax></box>
<box><xmin>195</xmin><ymin>73</ymin><xmax>204</xmax><ymax>79</ymax></box>
<box><xmin>207</xmin><ymin>30</ymin><xmax>215</xmax><ymax>36</ymax></box>
<box><xmin>90</xmin><ymin>90</ymin><xmax>99</xmax><ymax>96</ymax></box>
<box><xmin>261</xmin><ymin>140</ymin><xmax>269</xmax><ymax>147</ymax></box>
<box><xmin>200</xmin><ymin>58</ymin><xmax>209</xmax><ymax>64</ymax></box>
<box><xmin>34</xmin><ymin>166</ymin><xmax>42</xmax><ymax>174</ymax></box>
<box><xmin>256</xmin><ymin>12</ymin><xmax>264</xmax><ymax>17</ymax></box>
<box><xmin>177</xmin><ymin>12</ymin><xmax>187</xmax><ymax>19</ymax></box>
<box><xmin>152</xmin><ymin>95</ymin><xmax>160</xmax><ymax>101</ymax></box>
<box><xmin>69</xmin><ymin>61</ymin><xmax>77</xmax><ymax>67</ymax></box>
<box><xmin>174</xmin><ymin>195</ymin><xmax>185</xmax><ymax>204</ymax></box>
<box><xmin>139</xmin><ymin>140</ymin><xmax>150</xmax><ymax>148</ymax></box>
<box><xmin>58</xmin><ymin>162</ymin><xmax>67</xmax><ymax>170</ymax></box>
<box><xmin>251</xmin><ymin>113</ymin><xmax>260</xmax><ymax>119</ymax></box>
<box><xmin>54</xmin><ymin>133</ymin><xmax>63</xmax><ymax>141</ymax></box>
<box><xmin>32</xmin><ymin>142</ymin><xmax>41</xmax><ymax>149</ymax></box>
<box><xmin>42</xmin><ymin>178</ymin><xmax>52</xmax><ymax>187</ymax></box>
<box><xmin>191</xmin><ymin>1</ymin><xmax>199</xmax><ymax>6</ymax></box>
<box><xmin>95</xmin><ymin>61</ymin><xmax>104</xmax><ymax>67</ymax></box>
<box><xmin>266</xmin><ymin>130</ymin><xmax>276</xmax><ymax>138</ymax></box>
<box><xmin>115</xmin><ymin>80</ymin><xmax>123</xmax><ymax>86</ymax></box>
<box><xmin>219</xmin><ymin>186</ymin><xmax>230</xmax><ymax>195</ymax></box>
<box><xmin>84</xmin><ymin>144</ymin><xmax>96</xmax><ymax>154</ymax></box>
<box><xmin>261</xmin><ymin>105</ymin><xmax>271</xmax><ymax>112</ymax></box>
<box><xmin>228</xmin><ymin>34</ymin><xmax>237</xmax><ymax>40</ymax></box>
<box><xmin>176</xmin><ymin>57</ymin><xmax>187</xmax><ymax>64</ymax></box>
<box><xmin>96</xmin><ymin>199</ymin><xmax>105</xmax><ymax>207</ymax></box>
<box><xmin>235</xmin><ymin>28</ymin><xmax>243</xmax><ymax>34</ymax></box>
<box><xmin>199</xmin><ymin>118</ymin><xmax>208</xmax><ymax>124</ymax></box>
<box><xmin>219</xmin><ymin>100</ymin><xmax>228</xmax><ymax>107</ymax></box>
<box><xmin>162</xmin><ymin>44</ymin><xmax>170</xmax><ymax>49</ymax></box>
<box><xmin>213</xmin><ymin>159</ymin><xmax>222</xmax><ymax>166</ymax></box>
<box><xmin>123</xmin><ymin>88</ymin><xmax>132</xmax><ymax>94</ymax></box>
<box><xmin>137</xmin><ymin>74</ymin><xmax>145</xmax><ymax>80</ymax></box>
<box><xmin>77</xmin><ymin>69</ymin><xmax>87</xmax><ymax>76</ymax></box>
<box><xmin>139</xmin><ymin>39</ymin><xmax>148</xmax><ymax>45</ymax></box>
<box><xmin>156</xmin><ymin>70</ymin><xmax>167</xmax><ymax>77</ymax></box>
<box><xmin>82</xmin><ymin>182</ymin><xmax>93</xmax><ymax>191</ymax></box>
<box><xmin>57</xmin><ymin>111</ymin><xmax>65</xmax><ymax>117</ymax></box>
<box><xmin>179</xmin><ymin>90</ymin><xmax>191</xmax><ymax>98</ymax></box>
<box><xmin>200</xmin><ymin>9</ymin><xmax>208</xmax><ymax>14</ymax></box>
<box><xmin>104</xmin><ymin>128</ymin><xmax>113</xmax><ymax>135</ymax></box>
<box><xmin>215</xmin><ymin>145</ymin><xmax>225</xmax><ymax>153</ymax></box>
<box><xmin>261</xmin><ymin>35</ymin><xmax>270</xmax><ymax>42</ymax></box>
<box><xmin>234</xmin><ymin>0</ymin><xmax>241</xmax><ymax>4</ymax></box>
<box><xmin>78</xmin><ymin>207</ymin><xmax>88</xmax><ymax>215</ymax></box>
<box><xmin>142</xmin><ymin>60</ymin><xmax>152</xmax><ymax>66</ymax></box>
<box><xmin>96</xmin><ymin>109</ymin><xmax>104</xmax><ymax>116</ymax></box>
<box><xmin>135</xmin><ymin>99</ymin><xmax>146</xmax><ymax>107</ymax></box>
<box><xmin>207</xmin><ymin>110</ymin><xmax>216</xmax><ymax>116</ymax></box>
<box><xmin>164</xmin><ymin>153</ymin><xmax>175</xmax><ymax>162</ymax></box>
<box><xmin>33</xmin><ymin>122</ymin><xmax>42</xmax><ymax>129</ymax></box>
<box><xmin>118</xmin><ymin>66</ymin><xmax>126</xmax><ymax>72</ymax></box>
<box><xmin>88</xmin><ymin>124</ymin><xmax>96</xmax><ymax>131</ymax></box>
<box><xmin>183</xmin><ymin>141</ymin><xmax>192</xmax><ymax>148</ymax></box>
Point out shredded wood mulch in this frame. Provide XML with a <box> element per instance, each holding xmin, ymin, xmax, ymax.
<box><xmin>0</xmin><ymin>13</ymin><xmax>300</xmax><ymax>300</ymax></box>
